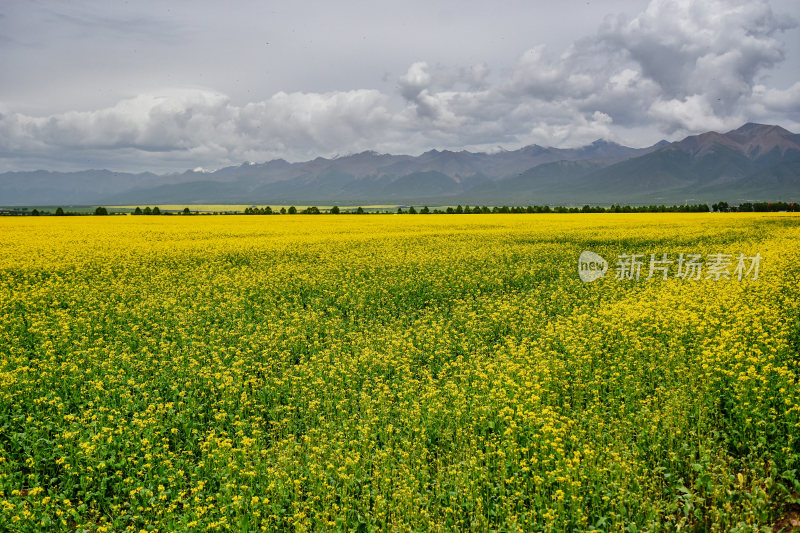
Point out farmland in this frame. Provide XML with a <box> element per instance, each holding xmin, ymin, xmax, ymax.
<box><xmin>1</xmin><ymin>214</ymin><xmax>799</xmax><ymax>531</ymax></box>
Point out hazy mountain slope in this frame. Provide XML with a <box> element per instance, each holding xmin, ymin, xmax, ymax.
<box><xmin>458</xmin><ymin>160</ymin><xmax>608</xmax><ymax>204</ymax></box>
<box><xmin>0</xmin><ymin>170</ymin><xmax>160</xmax><ymax>205</ymax></box>
<box><xmin>696</xmin><ymin>157</ymin><xmax>800</xmax><ymax>201</ymax></box>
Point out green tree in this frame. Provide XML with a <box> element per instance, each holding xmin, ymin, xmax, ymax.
<box><xmin>330</xmin><ymin>205</ymin><xmax>340</xmax><ymax>214</ymax></box>
<box><xmin>31</xmin><ymin>209</ymin><xmax>40</xmax><ymax>216</ymax></box>
<box><xmin>152</xmin><ymin>206</ymin><xmax>161</xmax><ymax>215</ymax></box>
<box><xmin>420</xmin><ymin>206</ymin><xmax>430</xmax><ymax>214</ymax></box>
<box><xmin>280</xmin><ymin>207</ymin><xmax>287</xmax><ymax>214</ymax></box>
<box><xmin>143</xmin><ymin>207</ymin><xmax>152</xmax><ymax>215</ymax></box>
<box><xmin>408</xmin><ymin>206</ymin><xmax>417</xmax><ymax>214</ymax></box>
<box><xmin>94</xmin><ymin>206</ymin><xmax>108</xmax><ymax>215</ymax></box>
<box><xmin>183</xmin><ymin>207</ymin><xmax>191</xmax><ymax>215</ymax></box>
<box><xmin>288</xmin><ymin>206</ymin><xmax>297</xmax><ymax>214</ymax></box>
<box><xmin>55</xmin><ymin>207</ymin><xmax>65</xmax><ymax>216</ymax></box>
<box><xmin>356</xmin><ymin>207</ymin><xmax>364</xmax><ymax>215</ymax></box>
<box><xmin>134</xmin><ymin>207</ymin><xmax>143</xmax><ymax>215</ymax></box>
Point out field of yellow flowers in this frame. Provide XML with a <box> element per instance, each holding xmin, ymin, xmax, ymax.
<box><xmin>1</xmin><ymin>213</ymin><xmax>799</xmax><ymax>531</ymax></box>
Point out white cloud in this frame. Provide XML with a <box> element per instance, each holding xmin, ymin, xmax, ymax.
<box><xmin>526</xmin><ymin>111</ymin><xmax>616</xmax><ymax>148</ymax></box>
<box><xmin>648</xmin><ymin>95</ymin><xmax>737</xmax><ymax>132</ymax></box>
<box><xmin>595</xmin><ymin>0</ymin><xmax>796</xmax><ymax>130</ymax></box>
<box><xmin>394</xmin><ymin>0</ymin><xmax>799</xmax><ymax>147</ymax></box>
<box><xmin>0</xmin><ymin>0</ymin><xmax>797</xmax><ymax>172</ymax></box>
<box><xmin>496</xmin><ymin>0</ymin><xmax>796</xmax><ymax>136</ymax></box>
<box><xmin>0</xmin><ymin>88</ymin><xmax>402</xmax><ymax>170</ymax></box>
<box><xmin>398</xmin><ymin>62</ymin><xmax>432</xmax><ymax>101</ymax></box>
<box><xmin>752</xmin><ymin>82</ymin><xmax>800</xmax><ymax>113</ymax></box>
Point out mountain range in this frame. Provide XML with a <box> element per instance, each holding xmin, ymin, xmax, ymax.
<box><xmin>1</xmin><ymin>123</ymin><xmax>798</xmax><ymax>206</ymax></box>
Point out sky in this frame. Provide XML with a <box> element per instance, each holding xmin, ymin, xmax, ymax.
<box><xmin>1</xmin><ymin>0</ymin><xmax>799</xmax><ymax>174</ymax></box>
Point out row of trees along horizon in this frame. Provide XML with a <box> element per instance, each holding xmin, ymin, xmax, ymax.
<box><xmin>2</xmin><ymin>201</ymin><xmax>797</xmax><ymax>216</ymax></box>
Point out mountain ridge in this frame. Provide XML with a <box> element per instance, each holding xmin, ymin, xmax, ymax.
<box><xmin>1</xmin><ymin>123</ymin><xmax>797</xmax><ymax>205</ymax></box>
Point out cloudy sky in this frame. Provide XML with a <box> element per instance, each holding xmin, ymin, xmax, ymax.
<box><xmin>1</xmin><ymin>0</ymin><xmax>798</xmax><ymax>173</ymax></box>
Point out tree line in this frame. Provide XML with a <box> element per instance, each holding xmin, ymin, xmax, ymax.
<box><xmin>711</xmin><ymin>201</ymin><xmax>798</xmax><ymax>212</ymax></box>
<box><xmin>245</xmin><ymin>204</ymin><xmax>715</xmax><ymax>214</ymax></box>
<box><xmin>3</xmin><ymin>201</ymin><xmax>798</xmax><ymax>216</ymax></box>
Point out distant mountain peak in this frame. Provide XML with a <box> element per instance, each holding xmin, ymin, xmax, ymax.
<box><xmin>486</xmin><ymin>146</ymin><xmax>508</xmax><ymax>154</ymax></box>
<box><xmin>519</xmin><ymin>144</ymin><xmax>547</xmax><ymax>154</ymax></box>
<box><xmin>590</xmin><ymin>139</ymin><xmax>616</xmax><ymax>146</ymax></box>
<box><xmin>664</xmin><ymin>123</ymin><xmax>800</xmax><ymax>159</ymax></box>
<box><xmin>729</xmin><ymin>122</ymin><xmax>792</xmax><ymax>138</ymax></box>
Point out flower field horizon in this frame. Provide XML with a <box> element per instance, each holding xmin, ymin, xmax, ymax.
<box><xmin>1</xmin><ymin>213</ymin><xmax>799</xmax><ymax>531</ymax></box>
